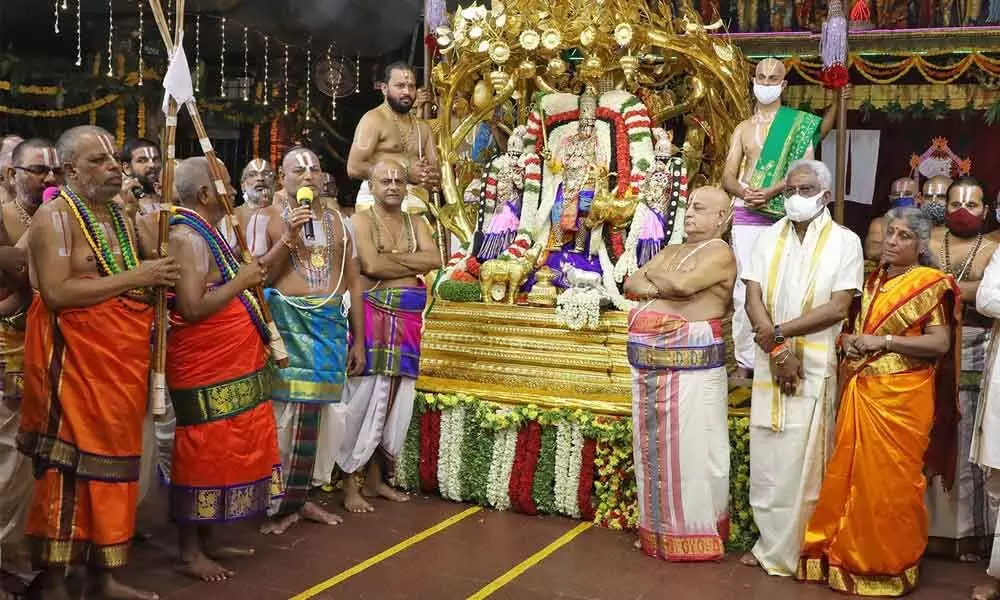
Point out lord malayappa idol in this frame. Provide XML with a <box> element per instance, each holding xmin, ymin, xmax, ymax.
<box><xmin>430</xmin><ymin>0</ymin><xmax>750</xmax><ymax>328</ymax></box>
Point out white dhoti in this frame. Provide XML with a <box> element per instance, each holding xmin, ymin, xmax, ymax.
<box><xmin>742</xmin><ymin>209</ymin><xmax>864</xmax><ymax>576</ymax></box>
<box><xmin>750</xmin><ymin>378</ymin><xmax>836</xmax><ymax>575</ymax></box>
<box><xmin>0</xmin><ymin>401</ymin><xmax>31</xmax><ymax>563</ymax></box>
<box><xmin>928</xmin><ymin>326</ymin><xmax>998</xmax><ymax>558</ymax></box>
<box><xmin>336</xmin><ymin>376</ymin><xmax>416</xmax><ymax>474</ymax></box>
<box><xmin>311</xmin><ymin>402</ymin><xmax>347</xmax><ymax>488</ymax></box>
<box><xmin>731</xmin><ymin>204</ymin><xmax>776</xmax><ymax>371</ymax></box>
<box><xmin>268</xmin><ymin>401</ymin><xmax>345</xmax><ymax>515</ymax></box>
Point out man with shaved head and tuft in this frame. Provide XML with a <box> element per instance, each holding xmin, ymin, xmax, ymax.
<box><xmin>624</xmin><ymin>186</ymin><xmax>736</xmax><ymax>562</ymax></box>
<box><xmin>335</xmin><ymin>157</ymin><xmax>441</xmax><ymax>514</ymax></box>
<box><xmin>250</xmin><ymin>146</ymin><xmax>366</xmax><ymax>535</ymax></box>
<box><xmin>19</xmin><ymin>125</ymin><xmax>179</xmax><ymax>600</ymax></box>
<box><xmin>723</xmin><ymin>58</ymin><xmax>843</xmax><ymax>380</ymax></box>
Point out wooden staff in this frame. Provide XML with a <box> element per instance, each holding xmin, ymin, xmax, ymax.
<box><xmin>833</xmin><ymin>90</ymin><xmax>847</xmax><ymax>224</ymax></box>
<box><xmin>148</xmin><ymin>0</ymin><xmax>289</xmax><ymax>368</ymax></box>
<box><xmin>422</xmin><ymin>13</ymin><xmax>448</xmax><ymax>264</ymax></box>
<box><xmin>149</xmin><ymin>0</ymin><xmax>184</xmax><ymax>417</ymax></box>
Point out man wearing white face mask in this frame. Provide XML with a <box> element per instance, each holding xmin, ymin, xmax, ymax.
<box><xmin>723</xmin><ymin>58</ymin><xmax>840</xmax><ymax>379</ymax></box>
<box><xmin>740</xmin><ymin>159</ymin><xmax>864</xmax><ymax>576</ymax></box>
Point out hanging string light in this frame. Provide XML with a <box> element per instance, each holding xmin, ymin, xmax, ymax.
<box><xmin>74</xmin><ymin>0</ymin><xmax>81</xmax><ymax>66</ymax></box>
<box><xmin>283</xmin><ymin>43</ymin><xmax>289</xmax><ymax>115</ymax></box>
<box><xmin>263</xmin><ymin>35</ymin><xmax>270</xmax><ymax>106</ymax></box>
<box><xmin>167</xmin><ymin>0</ymin><xmax>173</xmax><ymax>33</ymax></box>
<box><xmin>305</xmin><ymin>38</ymin><xmax>312</xmax><ymax>121</ymax></box>
<box><xmin>106</xmin><ymin>0</ymin><xmax>114</xmax><ymax>77</ymax></box>
<box><xmin>242</xmin><ymin>26</ymin><xmax>249</xmax><ymax>102</ymax></box>
<box><xmin>335</xmin><ymin>53</ymin><xmax>346</xmax><ymax>122</ymax></box>
<box><xmin>194</xmin><ymin>14</ymin><xmax>201</xmax><ymax>93</ymax></box>
<box><xmin>327</xmin><ymin>44</ymin><xmax>336</xmax><ymax>121</ymax></box>
<box><xmin>54</xmin><ymin>0</ymin><xmax>60</xmax><ymax>34</ymax></box>
<box><xmin>219</xmin><ymin>17</ymin><xmax>227</xmax><ymax>98</ymax></box>
<box><xmin>137</xmin><ymin>0</ymin><xmax>144</xmax><ymax>87</ymax></box>
<box><xmin>355</xmin><ymin>52</ymin><xmax>360</xmax><ymax>94</ymax></box>
<box><xmin>61</xmin><ymin>0</ymin><xmax>67</xmax><ymax>9</ymax></box>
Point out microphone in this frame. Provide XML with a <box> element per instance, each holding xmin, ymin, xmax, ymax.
<box><xmin>297</xmin><ymin>187</ymin><xmax>315</xmax><ymax>241</ymax></box>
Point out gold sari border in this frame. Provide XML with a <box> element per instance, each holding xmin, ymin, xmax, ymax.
<box><xmin>638</xmin><ymin>529</ymin><xmax>725</xmax><ymax>562</ymax></box>
<box><xmin>16</xmin><ymin>432</ymin><xmax>140</xmax><ymax>482</ymax></box>
<box><xmin>26</xmin><ymin>536</ymin><xmax>130</xmax><ymax>569</ymax></box>
<box><xmin>271</xmin><ymin>379</ymin><xmax>344</xmax><ymax>404</ymax></box>
<box><xmin>798</xmin><ymin>556</ymin><xmax>919</xmax><ymax>597</ymax></box>
<box><xmin>171</xmin><ymin>368</ymin><xmax>272</xmax><ymax>427</ymax></box>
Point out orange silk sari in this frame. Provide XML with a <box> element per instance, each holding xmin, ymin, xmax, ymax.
<box><xmin>797</xmin><ymin>266</ymin><xmax>960</xmax><ymax>597</ymax></box>
<box><xmin>17</xmin><ymin>294</ymin><xmax>153</xmax><ymax>568</ymax></box>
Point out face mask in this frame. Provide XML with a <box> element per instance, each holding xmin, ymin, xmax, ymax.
<box><xmin>753</xmin><ymin>83</ymin><xmax>783</xmax><ymax>105</ymax></box>
<box><xmin>921</xmin><ymin>199</ymin><xmax>947</xmax><ymax>225</ymax></box>
<box><xmin>890</xmin><ymin>196</ymin><xmax>915</xmax><ymax>209</ymax></box>
<box><xmin>946</xmin><ymin>207</ymin><xmax>985</xmax><ymax>238</ymax></box>
<box><xmin>784</xmin><ymin>191</ymin><xmax>826</xmax><ymax>222</ymax></box>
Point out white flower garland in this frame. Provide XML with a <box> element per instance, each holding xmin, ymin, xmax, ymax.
<box><xmin>437</xmin><ymin>405</ymin><xmax>466</xmax><ymax>502</ymax></box>
<box><xmin>553</xmin><ymin>421</ymin><xmax>572</xmax><ymax>515</ymax></box>
<box><xmin>555</xmin><ymin>287</ymin><xmax>603</xmax><ymax>330</ymax></box>
<box><xmin>487</xmin><ymin>425</ymin><xmax>518</xmax><ymax>510</ymax></box>
<box><xmin>598</xmin><ymin>244</ymin><xmax>637</xmax><ymax>312</ymax></box>
<box><xmin>613</xmin><ymin>202</ymin><xmax>648</xmax><ymax>283</ymax></box>
<box><xmin>566</xmin><ymin>422</ymin><xmax>584</xmax><ymax>518</ymax></box>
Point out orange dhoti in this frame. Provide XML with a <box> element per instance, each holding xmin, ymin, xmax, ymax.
<box><xmin>17</xmin><ymin>295</ymin><xmax>153</xmax><ymax>568</ymax></box>
<box><xmin>798</xmin><ymin>266</ymin><xmax>960</xmax><ymax>597</ymax></box>
<box><xmin>166</xmin><ymin>297</ymin><xmax>281</xmax><ymax>523</ymax></box>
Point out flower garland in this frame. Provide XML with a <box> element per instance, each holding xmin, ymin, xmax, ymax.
<box><xmin>252</xmin><ymin>123</ymin><xmax>261</xmax><ymax>159</ymax></box>
<box><xmin>598</xmin><ymin>244</ymin><xmax>637</xmax><ymax>312</ymax></box>
<box><xmin>418</xmin><ymin>409</ymin><xmax>441</xmax><ymax>493</ymax></box>
<box><xmin>727</xmin><ymin>415</ymin><xmax>758</xmax><ymax>551</ymax></box>
<box><xmin>578</xmin><ymin>437</ymin><xmax>597</xmax><ymax>520</ymax></box>
<box><xmin>768</xmin><ymin>52</ymin><xmax>1000</xmax><ymax>86</ymax></box>
<box><xmin>137</xmin><ymin>98</ymin><xmax>146</xmax><ymax>138</ymax></box>
<box><xmin>393</xmin><ymin>407</ymin><xmax>423</xmax><ymax>490</ymax></box>
<box><xmin>459</xmin><ymin>402</ymin><xmax>494</xmax><ymax>505</ymax></box>
<box><xmin>508</xmin><ymin>421</ymin><xmax>542</xmax><ymax>515</ymax></box>
<box><xmin>115</xmin><ymin>103</ymin><xmax>127</xmax><ymax>147</ymax></box>
<box><xmin>555</xmin><ymin>287</ymin><xmax>603</xmax><ymax>330</ymax></box>
<box><xmin>532</xmin><ymin>425</ymin><xmax>558</xmax><ymax>514</ymax></box>
<box><xmin>437</xmin><ymin>403</ymin><xmax>466</xmax><ymax>501</ymax></box>
<box><xmin>0</xmin><ymin>94</ymin><xmax>119</xmax><ymax>118</ymax></box>
<box><xmin>487</xmin><ymin>425</ymin><xmax>518</xmax><ymax>510</ymax></box>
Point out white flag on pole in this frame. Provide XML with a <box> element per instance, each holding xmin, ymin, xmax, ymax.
<box><xmin>162</xmin><ymin>34</ymin><xmax>194</xmax><ymax>113</ymax></box>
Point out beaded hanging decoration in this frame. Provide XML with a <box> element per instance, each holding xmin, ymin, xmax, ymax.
<box><xmin>170</xmin><ymin>207</ymin><xmax>269</xmax><ymax>341</ymax></box>
<box><xmin>61</xmin><ymin>187</ymin><xmax>151</xmax><ymax>300</ymax></box>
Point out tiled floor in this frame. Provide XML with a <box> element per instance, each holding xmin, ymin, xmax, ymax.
<box><xmin>119</xmin><ymin>485</ymin><xmax>989</xmax><ymax>600</ymax></box>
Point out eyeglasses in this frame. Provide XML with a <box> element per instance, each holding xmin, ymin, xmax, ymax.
<box><xmin>782</xmin><ymin>184</ymin><xmax>819</xmax><ymax>198</ymax></box>
<box><xmin>15</xmin><ymin>165</ymin><xmax>63</xmax><ymax>177</ymax></box>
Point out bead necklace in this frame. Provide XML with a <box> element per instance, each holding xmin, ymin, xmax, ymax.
<box><xmin>170</xmin><ymin>207</ymin><xmax>269</xmax><ymax>341</ymax></box>
<box><xmin>62</xmin><ymin>186</ymin><xmax>139</xmax><ymax>275</ymax></box>
<box><xmin>391</xmin><ymin>109</ymin><xmax>417</xmax><ymax>155</ymax></box>
<box><xmin>285</xmin><ymin>203</ymin><xmax>338</xmax><ymax>289</ymax></box>
<box><xmin>942</xmin><ymin>230</ymin><xmax>983</xmax><ymax>283</ymax></box>
<box><xmin>372</xmin><ymin>207</ymin><xmax>415</xmax><ymax>254</ymax></box>
<box><xmin>12</xmin><ymin>197</ymin><xmax>33</xmax><ymax>225</ymax></box>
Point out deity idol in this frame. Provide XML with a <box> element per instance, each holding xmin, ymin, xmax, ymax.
<box><xmin>477</xmin><ymin>126</ymin><xmax>527</xmax><ymax>261</ymax></box>
<box><xmin>550</xmin><ymin>89</ymin><xmax>608</xmax><ymax>253</ymax></box>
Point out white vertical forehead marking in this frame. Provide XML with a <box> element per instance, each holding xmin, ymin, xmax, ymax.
<box><xmin>138</xmin><ymin>147</ymin><xmax>156</xmax><ymax>160</ymax></box>
<box><xmin>97</xmin><ymin>135</ymin><xmax>117</xmax><ymax>158</ymax></box>
<box><xmin>41</xmin><ymin>148</ymin><xmax>59</xmax><ymax>167</ymax></box>
<box><xmin>294</xmin><ymin>152</ymin><xmax>319</xmax><ymax>169</ymax></box>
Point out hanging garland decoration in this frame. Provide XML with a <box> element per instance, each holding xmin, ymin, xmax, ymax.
<box><xmin>53</xmin><ymin>0</ymin><xmax>60</xmax><ymax>34</ymax></box>
<box><xmin>327</xmin><ymin>43</ymin><xmax>336</xmax><ymax>121</ymax></box>
<box><xmin>0</xmin><ymin>94</ymin><xmax>119</xmax><ymax>118</ymax></box>
<box><xmin>137</xmin><ymin>97</ymin><xmax>146</xmax><ymax>137</ymax></box>
<box><xmin>137</xmin><ymin>0</ymin><xmax>144</xmax><ymax>87</ymax></box>
<box><xmin>115</xmin><ymin>102</ymin><xmax>126</xmax><ymax>147</ymax></box>
<box><xmin>252</xmin><ymin>123</ymin><xmax>260</xmax><ymax>159</ymax></box>
<box><xmin>766</xmin><ymin>52</ymin><xmax>1000</xmax><ymax>86</ymax></box>
<box><xmin>305</xmin><ymin>38</ymin><xmax>312</xmax><ymax>122</ymax></box>
<box><xmin>269</xmin><ymin>119</ymin><xmax>280</xmax><ymax>168</ymax></box>
<box><xmin>283</xmin><ymin>43</ymin><xmax>290</xmax><ymax>115</ymax></box>
<box><xmin>242</xmin><ymin>26</ymin><xmax>249</xmax><ymax>102</ymax></box>
<box><xmin>355</xmin><ymin>52</ymin><xmax>360</xmax><ymax>94</ymax></box>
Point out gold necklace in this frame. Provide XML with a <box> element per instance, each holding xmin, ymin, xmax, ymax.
<box><xmin>391</xmin><ymin>109</ymin><xmax>416</xmax><ymax>154</ymax></box>
<box><xmin>879</xmin><ymin>264</ymin><xmax>918</xmax><ymax>292</ymax></box>
<box><xmin>12</xmin><ymin>197</ymin><xmax>33</xmax><ymax>225</ymax></box>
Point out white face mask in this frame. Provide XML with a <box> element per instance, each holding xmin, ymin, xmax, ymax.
<box><xmin>753</xmin><ymin>82</ymin><xmax>783</xmax><ymax>105</ymax></box>
<box><xmin>784</xmin><ymin>191</ymin><xmax>826</xmax><ymax>222</ymax></box>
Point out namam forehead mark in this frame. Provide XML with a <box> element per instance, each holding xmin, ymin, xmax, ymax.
<box><xmin>293</xmin><ymin>152</ymin><xmax>319</xmax><ymax>169</ymax></box>
<box><xmin>246</xmin><ymin>158</ymin><xmax>271</xmax><ymax>174</ymax></box>
<box><xmin>949</xmin><ymin>184</ymin><xmax>984</xmax><ymax>206</ymax></box>
<box><xmin>390</xmin><ymin>70</ymin><xmax>416</xmax><ymax>86</ymax></box>
<box><xmin>756</xmin><ymin>58</ymin><xmax>786</xmax><ymax>78</ymax></box>
<box><xmin>38</xmin><ymin>148</ymin><xmax>60</xmax><ymax>167</ymax></box>
<box><xmin>137</xmin><ymin>146</ymin><xmax>158</xmax><ymax>161</ymax></box>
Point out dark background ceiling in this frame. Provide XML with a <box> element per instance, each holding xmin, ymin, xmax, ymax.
<box><xmin>0</xmin><ymin>0</ymin><xmax>468</xmax><ymax>61</ymax></box>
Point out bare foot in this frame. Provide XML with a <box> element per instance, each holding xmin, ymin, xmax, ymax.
<box><xmin>98</xmin><ymin>574</ymin><xmax>159</xmax><ymax>600</ymax></box>
<box><xmin>960</xmin><ymin>553</ymin><xmax>984</xmax><ymax>563</ymax></box>
<box><xmin>259</xmin><ymin>512</ymin><xmax>301</xmax><ymax>535</ymax></box>
<box><xmin>300</xmin><ymin>501</ymin><xmax>343</xmax><ymax>525</ymax></box>
<box><xmin>972</xmin><ymin>582</ymin><xmax>1000</xmax><ymax>600</ymax></box>
<box><xmin>205</xmin><ymin>546</ymin><xmax>255</xmax><ymax>560</ymax></box>
<box><xmin>633</xmin><ymin>539</ymin><xmax>641</xmax><ymax>550</ymax></box>
<box><xmin>343</xmin><ymin>484</ymin><xmax>375</xmax><ymax>513</ymax></box>
<box><xmin>739</xmin><ymin>552</ymin><xmax>759</xmax><ymax>567</ymax></box>
<box><xmin>179</xmin><ymin>552</ymin><xmax>234</xmax><ymax>583</ymax></box>
<box><xmin>362</xmin><ymin>480</ymin><xmax>410</xmax><ymax>503</ymax></box>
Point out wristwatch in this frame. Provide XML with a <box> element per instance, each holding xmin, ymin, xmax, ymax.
<box><xmin>773</xmin><ymin>325</ymin><xmax>785</xmax><ymax>345</ymax></box>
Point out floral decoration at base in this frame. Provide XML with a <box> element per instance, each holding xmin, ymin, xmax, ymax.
<box><xmin>395</xmin><ymin>391</ymin><xmax>757</xmax><ymax>550</ymax></box>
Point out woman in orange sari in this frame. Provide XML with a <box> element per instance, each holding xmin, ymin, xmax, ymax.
<box><xmin>797</xmin><ymin>207</ymin><xmax>960</xmax><ymax>597</ymax></box>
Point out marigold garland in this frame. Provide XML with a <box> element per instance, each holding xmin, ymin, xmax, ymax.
<box><xmin>252</xmin><ymin>123</ymin><xmax>261</xmax><ymax>159</ymax></box>
<box><xmin>115</xmin><ymin>103</ymin><xmax>126</xmax><ymax>148</ymax></box>
<box><xmin>137</xmin><ymin>98</ymin><xmax>146</xmax><ymax>138</ymax></box>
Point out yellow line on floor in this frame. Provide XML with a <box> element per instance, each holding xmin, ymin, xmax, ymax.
<box><xmin>288</xmin><ymin>506</ymin><xmax>482</xmax><ymax>600</ymax></box>
<box><xmin>466</xmin><ymin>522</ymin><xmax>593</xmax><ymax>600</ymax></box>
